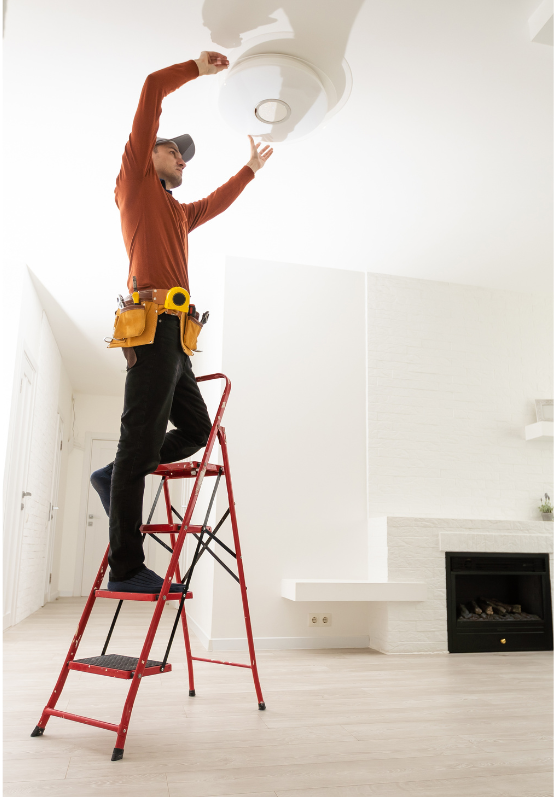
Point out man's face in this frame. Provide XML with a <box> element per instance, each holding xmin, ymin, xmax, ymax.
<box><xmin>152</xmin><ymin>142</ymin><xmax>186</xmax><ymax>188</ymax></box>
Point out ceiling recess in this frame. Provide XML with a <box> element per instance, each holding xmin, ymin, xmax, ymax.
<box><xmin>219</xmin><ymin>54</ymin><xmax>337</xmax><ymax>142</ymax></box>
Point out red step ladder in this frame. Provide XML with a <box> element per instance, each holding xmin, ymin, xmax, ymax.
<box><xmin>31</xmin><ymin>374</ymin><xmax>265</xmax><ymax>761</ymax></box>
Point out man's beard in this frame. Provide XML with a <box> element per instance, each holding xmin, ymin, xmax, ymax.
<box><xmin>166</xmin><ymin>171</ymin><xmax>183</xmax><ymax>189</ymax></box>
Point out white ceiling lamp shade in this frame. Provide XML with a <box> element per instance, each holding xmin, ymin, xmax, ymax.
<box><xmin>218</xmin><ymin>54</ymin><xmax>336</xmax><ymax>143</ymax></box>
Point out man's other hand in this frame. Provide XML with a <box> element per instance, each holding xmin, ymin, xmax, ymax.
<box><xmin>195</xmin><ymin>51</ymin><xmax>229</xmax><ymax>76</ymax></box>
<box><xmin>247</xmin><ymin>136</ymin><xmax>274</xmax><ymax>174</ymax></box>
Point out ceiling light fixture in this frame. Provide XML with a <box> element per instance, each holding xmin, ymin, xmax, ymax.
<box><xmin>219</xmin><ymin>53</ymin><xmax>345</xmax><ymax>143</ymax></box>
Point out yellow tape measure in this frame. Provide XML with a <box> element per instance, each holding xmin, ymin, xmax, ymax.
<box><xmin>165</xmin><ymin>287</ymin><xmax>190</xmax><ymax>313</ymax></box>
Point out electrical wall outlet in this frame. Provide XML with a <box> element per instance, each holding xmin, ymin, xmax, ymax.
<box><xmin>308</xmin><ymin>614</ymin><xmax>332</xmax><ymax>627</ymax></box>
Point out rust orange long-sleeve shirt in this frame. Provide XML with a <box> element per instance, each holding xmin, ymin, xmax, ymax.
<box><xmin>115</xmin><ymin>60</ymin><xmax>254</xmax><ymax>294</ymax></box>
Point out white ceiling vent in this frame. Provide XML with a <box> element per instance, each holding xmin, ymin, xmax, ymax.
<box><xmin>219</xmin><ymin>54</ymin><xmax>336</xmax><ymax>143</ymax></box>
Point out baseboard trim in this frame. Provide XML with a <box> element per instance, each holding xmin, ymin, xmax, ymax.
<box><xmin>208</xmin><ymin>635</ymin><xmax>371</xmax><ymax>651</ymax></box>
<box><xmin>58</xmin><ymin>590</ymin><xmax>74</xmax><ymax>597</ymax></box>
<box><xmin>169</xmin><ymin>608</ymin><xmax>370</xmax><ymax>651</ymax></box>
<box><xmin>182</xmin><ymin>612</ymin><xmax>212</xmax><ymax>651</ymax></box>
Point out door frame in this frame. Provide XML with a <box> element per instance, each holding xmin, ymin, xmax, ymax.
<box><xmin>3</xmin><ymin>348</ymin><xmax>38</xmax><ymax>629</ymax></box>
<box><xmin>72</xmin><ymin>432</ymin><xmax>119</xmax><ymax>597</ymax></box>
<box><xmin>43</xmin><ymin>414</ymin><xmax>64</xmax><ymax>604</ymax></box>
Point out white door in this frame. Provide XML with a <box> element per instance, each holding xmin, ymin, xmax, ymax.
<box><xmin>81</xmin><ymin>439</ymin><xmax>118</xmax><ymax>595</ymax></box>
<box><xmin>44</xmin><ymin>415</ymin><xmax>64</xmax><ymax>604</ymax></box>
<box><xmin>3</xmin><ymin>353</ymin><xmax>36</xmax><ymax>629</ymax></box>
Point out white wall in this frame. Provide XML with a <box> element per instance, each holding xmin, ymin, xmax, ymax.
<box><xmin>204</xmin><ymin>255</ymin><xmax>369</xmax><ymax>648</ymax></box>
<box><xmin>14</xmin><ymin>316</ymin><xmax>62</xmax><ymax>622</ymax></box>
<box><xmin>3</xmin><ymin>264</ymin><xmax>74</xmax><ymax>625</ymax></box>
<box><xmin>367</xmin><ymin>274</ymin><xmax>553</xmax><ymax>520</ymax></box>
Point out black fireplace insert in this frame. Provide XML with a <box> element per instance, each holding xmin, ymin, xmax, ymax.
<box><xmin>446</xmin><ymin>552</ymin><xmax>553</xmax><ymax>653</ymax></box>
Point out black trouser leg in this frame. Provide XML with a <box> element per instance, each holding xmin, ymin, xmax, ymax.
<box><xmin>107</xmin><ymin>314</ymin><xmax>211</xmax><ymax>582</ymax></box>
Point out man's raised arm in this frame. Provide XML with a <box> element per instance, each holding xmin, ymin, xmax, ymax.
<box><xmin>118</xmin><ymin>52</ymin><xmax>229</xmax><ymax>182</ymax></box>
<box><xmin>184</xmin><ymin>136</ymin><xmax>273</xmax><ymax>232</ymax></box>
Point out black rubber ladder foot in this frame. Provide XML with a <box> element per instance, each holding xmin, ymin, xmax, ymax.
<box><xmin>258</xmin><ymin>702</ymin><xmax>266</xmax><ymax>711</ymax></box>
<box><xmin>30</xmin><ymin>726</ymin><xmax>45</xmax><ymax>737</ymax></box>
<box><xmin>111</xmin><ymin>747</ymin><xmax>124</xmax><ymax>761</ymax></box>
<box><xmin>189</xmin><ymin>689</ymin><xmax>196</xmax><ymax>697</ymax></box>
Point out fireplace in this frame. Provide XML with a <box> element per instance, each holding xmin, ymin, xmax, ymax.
<box><xmin>446</xmin><ymin>552</ymin><xmax>553</xmax><ymax>653</ymax></box>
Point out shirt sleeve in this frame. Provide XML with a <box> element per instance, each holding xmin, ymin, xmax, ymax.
<box><xmin>182</xmin><ymin>166</ymin><xmax>255</xmax><ymax>232</ymax></box>
<box><xmin>117</xmin><ymin>60</ymin><xmax>199</xmax><ymax>182</ymax></box>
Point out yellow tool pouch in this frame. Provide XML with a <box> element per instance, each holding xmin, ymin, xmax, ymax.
<box><xmin>108</xmin><ymin>302</ymin><xmax>159</xmax><ymax>349</ymax></box>
<box><xmin>180</xmin><ymin>313</ymin><xmax>203</xmax><ymax>356</ymax></box>
<box><xmin>113</xmin><ymin>305</ymin><xmax>146</xmax><ymax>339</ymax></box>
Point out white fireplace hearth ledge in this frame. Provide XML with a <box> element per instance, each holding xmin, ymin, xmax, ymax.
<box><xmin>363</xmin><ymin>516</ymin><xmax>554</xmax><ymax>655</ymax></box>
<box><xmin>281</xmin><ymin>579</ymin><xmax>427</xmax><ymax>602</ymax></box>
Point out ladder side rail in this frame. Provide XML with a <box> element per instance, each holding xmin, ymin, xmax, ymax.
<box><xmin>163</xmin><ymin>477</ymin><xmax>173</xmax><ymax>524</ymax></box>
<box><xmin>173</xmin><ymin>374</ymin><xmax>230</xmax><ymax>537</ymax></box>
<box><xmin>112</xmin><ymin>374</ymin><xmax>231</xmax><ymax>753</ymax></box>
<box><xmin>34</xmin><ymin>546</ymin><xmax>110</xmax><ymax>734</ymax></box>
<box><xmin>169</xmin><ymin>527</ymin><xmax>196</xmax><ymax>695</ymax></box>
<box><xmin>218</xmin><ymin>426</ymin><xmax>265</xmax><ymax>709</ymax></box>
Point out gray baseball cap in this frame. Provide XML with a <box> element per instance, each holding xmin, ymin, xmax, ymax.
<box><xmin>155</xmin><ymin>134</ymin><xmax>195</xmax><ymax>163</ymax></box>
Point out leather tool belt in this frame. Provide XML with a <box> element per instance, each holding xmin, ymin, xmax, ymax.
<box><xmin>106</xmin><ymin>287</ymin><xmax>203</xmax><ymax>358</ymax></box>
<box><xmin>121</xmin><ymin>288</ymin><xmax>177</xmax><ymax>308</ymax></box>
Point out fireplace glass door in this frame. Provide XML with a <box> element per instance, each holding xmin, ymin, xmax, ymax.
<box><xmin>446</xmin><ymin>553</ymin><xmax>553</xmax><ymax>653</ymax></box>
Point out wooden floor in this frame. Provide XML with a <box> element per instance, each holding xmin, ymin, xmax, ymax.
<box><xmin>3</xmin><ymin>598</ymin><xmax>553</xmax><ymax>797</ymax></box>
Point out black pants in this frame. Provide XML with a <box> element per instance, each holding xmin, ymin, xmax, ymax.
<box><xmin>108</xmin><ymin>313</ymin><xmax>212</xmax><ymax>581</ymax></box>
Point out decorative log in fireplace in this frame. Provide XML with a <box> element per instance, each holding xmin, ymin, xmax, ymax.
<box><xmin>446</xmin><ymin>553</ymin><xmax>553</xmax><ymax>653</ymax></box>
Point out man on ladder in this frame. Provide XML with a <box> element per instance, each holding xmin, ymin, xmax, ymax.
<box><xmin>91</xmin><ymin>51</ymin><xmax>273</xmax><ymax>594</ymax></box>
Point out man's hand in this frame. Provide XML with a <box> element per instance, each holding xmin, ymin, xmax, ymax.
<box><xmin>246</xmin><ymin>135</ymin><xmax>274</xmax><ymax>174</ymax></box>
<box><xmin>195</xmin><ymin>51</ymin><xmax>229</xmax><ymax>76</ymax></box>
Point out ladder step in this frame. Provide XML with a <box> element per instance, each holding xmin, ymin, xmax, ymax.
<box><xmin>95</xmin><ymin>590</ymin><xmax>193</xmax><ymax>602</ymax></box>
<box><xmin>155</xmin><ymin>461</ymin><xmax>221</xmax><ymax>479</ymax></box>
<box><xmin>140</xmin><ymin>524</ymin><xmax>211</xmax><ymax>535</ymax></box>
<box><xmin>69</xmin><ymin>654</ymin><xmax>172</xmax><ymax>679</ymax></box>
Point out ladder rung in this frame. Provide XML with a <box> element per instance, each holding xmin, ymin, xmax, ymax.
<box><xmin>140</xmin><ymin>524</ymin><xmax>211</xmax><ymax>535</ymax></box>
<box><xmin>45</xmin><ymin>707</ymin><xmax>119</xmax><ymax>732</ymax></box>
<box><xmin>69</xmin><ymin>654</ymin><xmax>172</xmax><ymax>679</ymax></box>
<box><xmin>95</xmin><ymin>590</ymin><xmax>193</xmax><ymax>602</ymax></box>
<box><xmin>154</xmin><ymin>462</ymin><xmax>221</xmax><ymax>478</ymax></box>
<box><xmin>192</xmin><ymin>656</ymin><xmax>252</xmax><ymax>669</ymax></box>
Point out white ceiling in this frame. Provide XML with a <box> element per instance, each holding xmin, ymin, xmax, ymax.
<box><xmin>3</xmin><ymin>0</ymin><xmax>553</xmax><ymax>394</ymax></box>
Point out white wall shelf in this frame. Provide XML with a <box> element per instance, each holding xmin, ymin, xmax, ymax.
<box><xmin>525</xmin><ymin>421</ymin><xmax>554</xmax><ymax>441</ymax></box>
<box><xmin>281</xmin><ymin>579</ymin><xmax>427</xmax><ymax>602</ymax></box>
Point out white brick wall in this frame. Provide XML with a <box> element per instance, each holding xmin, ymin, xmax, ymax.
<box><xmin>367</xmin><ymin>275</ymin><xmax>553</xmax><ymax>520</ymax></box>
<box><xmin>15</xmin><ymin>314</ymin><xmax>61</xmax><ymax>623</ymax></box>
